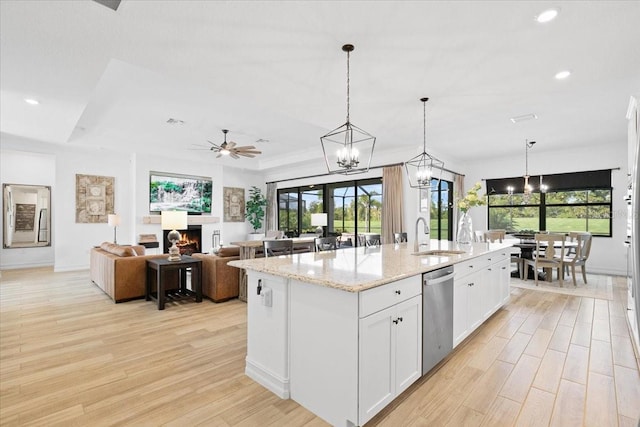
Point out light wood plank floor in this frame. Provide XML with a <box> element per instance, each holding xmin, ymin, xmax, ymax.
<box><xmin>1</xmin><ymin>269</ymin><xmax>639</xmax><ymax>426</ymax></box>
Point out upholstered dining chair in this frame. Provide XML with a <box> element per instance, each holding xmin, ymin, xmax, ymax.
<box><xmin>393</xmin><ymin>232</ymin><xmax>408</xmax><ymax>243</ymax></box>
<box><xmin>263</xmin><ymin>239</ymin><xmax>293</xmax><ymax>257</ymax></box>
<box><xmin>562</xmin><ymin>232</ymin><xmax>593</xmax><ymax>286</ymax></box>
<box><xmin>523</xmin><ymin>233</ymin><xmax>566</xmax><ymax>286</ymax></box>
<box><xmin>315</xmin><ymin>236</ymin><xmax>338</xmax><ymax>252</ymax></box>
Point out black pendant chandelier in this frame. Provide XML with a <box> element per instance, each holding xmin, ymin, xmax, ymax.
<box><xmin>404</xmin><ymin>97</ymin><xmax>444</xmax><ymax>189</ymax></box>
<box><xmin>320</xmin><ymin>44</ymin><xmax>376</xmax><ymax>175</ymax></box>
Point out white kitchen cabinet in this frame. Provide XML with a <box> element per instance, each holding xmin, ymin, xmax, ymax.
<box><xmin>453</xmin><ymin>251</ymin><xmax>510</xmax><ymax>347</ymax></box>
<box><xmin>359</xmin><ymin>294</ymin><xmax>422</xmax><ymax>425</ymax></box>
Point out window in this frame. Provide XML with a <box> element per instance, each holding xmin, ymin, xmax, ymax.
<box><xmin>486</xmin><ymin>169</ymin><xmax>612</xmax><ymax>236</ymax></box>
<box><xmin>278</xmin><ymin>178</ymin><xmax>382</xmax><ymax>244</ymax></box>
<box><xmin>430</xmin><ymin>178</ymin><xmax>453</xmax><ymax>240</ymax></box>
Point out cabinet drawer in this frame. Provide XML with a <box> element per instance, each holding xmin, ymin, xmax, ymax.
<box><xmin>455</xmin><ymin>257</ymin><xmax>490</xmax><ymax>278</ymax></box>
<box><xmin>359</xmin><ymin>275</ymin><xmax>421</xmax><ymax>318</ymax></box>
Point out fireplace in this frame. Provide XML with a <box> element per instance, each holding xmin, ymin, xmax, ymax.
<box><xmin>162</xmin><ymin>225</ymin><xmax>202</xmax><ymax>255</ymax></box>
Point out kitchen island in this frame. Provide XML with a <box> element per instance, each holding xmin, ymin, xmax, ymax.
<box><xmin>229</xmin><ymin>240</ymin><xmax>512</xmax><ymax>427</ymax></box>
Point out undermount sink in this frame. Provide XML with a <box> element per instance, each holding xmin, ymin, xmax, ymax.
<box><xmin>411</xmin><ymin>249</ymin><xmax>466</xmax><ymax>256</ymax></box>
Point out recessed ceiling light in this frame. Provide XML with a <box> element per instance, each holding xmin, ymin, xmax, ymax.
<box><xmin>555</xmin><ymin>70</ymin><xmax>571</xmax><ymax>80</ymax></box>
<box><xmin>24</xmin><ymin>98</ymin><xmax>39</xmax><ymax>105</ymax></box>
<box><xmin>536</xmin><ymin>8</ymin><xmax>559</xmax><ymax>23</ymax></box>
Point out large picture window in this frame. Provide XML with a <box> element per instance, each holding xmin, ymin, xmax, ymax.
<box><xmin>278</xmin><ymin>178</ymin><xmax>383</xmax><ymax>245</ymax></box>
<box><xmin>486</xmin><ymin>169</ymin><xmax>612</xmax><ymax>237</ymax></box>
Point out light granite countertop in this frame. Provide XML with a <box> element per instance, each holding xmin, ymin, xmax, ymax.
<box><xmin>228</xmin><ymin>239</ymin><xmax>513</xmax><ymax>292</ymax></box>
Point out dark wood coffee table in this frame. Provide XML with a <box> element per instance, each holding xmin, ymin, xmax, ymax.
<box><xmin>146</xmin><ymin>256</ymin><xmax>202</xmax><ymax>310</ymax></box>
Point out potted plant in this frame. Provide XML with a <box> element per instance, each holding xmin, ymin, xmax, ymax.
<box><xmin>245</xmin><ymin>186</ymin><xmax>267</xmax><ymax>239</ymax></box>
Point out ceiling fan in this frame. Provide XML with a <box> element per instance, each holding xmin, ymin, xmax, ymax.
<box><xmin>194</xmin><ymin>129</ymin><xmax>262</xmax><ymax>159</ymax></box>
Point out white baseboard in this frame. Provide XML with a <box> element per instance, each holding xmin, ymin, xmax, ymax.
<box><xmin>245</xmin><ymin>358</ymin><xmax>290</xmax><ymax>399</ymax></box>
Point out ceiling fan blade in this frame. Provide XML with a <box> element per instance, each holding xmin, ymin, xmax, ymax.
<box><xmin>233</xmin><ymin>145</ymin><xmax>256</xmax><ymax>150</ymax></box>
<box><xmin>227</xmin><ymin>141</ymin><xmax>237</xmax><ymax>149</ymax></box>
<box><xmin>206</xmin><ymin>140</ymin><xmax>222</xmax><ymax>151</ymax></box>
<box><xmin>238</xmin><ymin>150</ymin><xmax>262</xmax><ymax>155</ymax></box>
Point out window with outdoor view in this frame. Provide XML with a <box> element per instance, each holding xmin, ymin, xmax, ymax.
<box><xmin>430</xmin><ymin>178</ymin><xmax>453</xmax><ymax>241</ymax></box>
<box><xmin>277</xmin><ymin>178</ymin><xmax>382</xmax><ymax>245</ymax></box>
<box><xmin>486</xmin><ymin>169</ymin><xmax>612</xmax><ymax>237</ymax></box>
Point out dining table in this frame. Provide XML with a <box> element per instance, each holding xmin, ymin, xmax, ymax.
<box><xmin>506</xmin><ymin>236</ymin><xmax>578</xmax><ymax>281</ymax></box>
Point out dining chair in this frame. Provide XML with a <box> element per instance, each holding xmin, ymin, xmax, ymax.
<box><xmin>522</xmin><ymin>233</ymin><xmax>566</xmax><ymax>286</ymax></box>
<box><xmin>484</xmin><ymin>230</ymin><xmax>505</xmax><ymax>243</ymax></box>
<box><xmin>263</xmin><ymin>239</ymin><xmax>293</xmax><ymax>257</ymax></box>
<box><xmin>393</xmin><ymin>232</ymin><xmax>408</xmax><ymax>243</ymax></box>
<box><xmin>315</xmin><ymin>236</ymin><xmax>338</xmax><ymax>252</ymax></box>
<box><xmin>485</xmin><ymin>229</ymin><xmax>521</xmax><ymax>278</ymax></box>
<box><xmin>562</xmin><ymin>232</ymin><xmax>592</xmax><ymax>286</ymax></box>
<box><xmin>364</xmin><ymin>234</ymin><xmax>381</xmax><ymax>247</ymax></box>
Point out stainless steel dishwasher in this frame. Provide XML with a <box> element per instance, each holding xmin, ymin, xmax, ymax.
<box><xmin>422</xmin><ymin>265</ymin><xmax>455</xmax><ymax>375</ymax></box>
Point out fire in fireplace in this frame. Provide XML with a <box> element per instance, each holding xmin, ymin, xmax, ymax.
<box><xmin>162</xmin><ymin>225</ymin><xmax>202</xmax><ymax>255</ymax></box>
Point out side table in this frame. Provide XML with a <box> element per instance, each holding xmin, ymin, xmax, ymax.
<box><xmin>146</xmin><ymin>256</ymin><xmax>202</xmax><ymax>310</ymax></box>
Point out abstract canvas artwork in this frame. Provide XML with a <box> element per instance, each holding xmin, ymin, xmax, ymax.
<box><xmin>223</xmin><ymin>187</ymin><xmax>245</xmax><ymax>222</ymax></box>
<box><xmin>76</xmin><ymin>174</ymin><xmax>115</xmax><ymax>223</ymax></box>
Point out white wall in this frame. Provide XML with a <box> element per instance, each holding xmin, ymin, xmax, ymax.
<box><xmin>0</xmin><ymin>145</ymin><xmax>55</xmax><ymax>268</ymax></box>
<box><xmin>462</xmin><ymin>142</ymin><xmax>628</xmax><ymax>276</ymax></box>
<box><xmin>1</xmin><ymin>134</ymin><xmax>267</xmax><ymax>271</ymax></box>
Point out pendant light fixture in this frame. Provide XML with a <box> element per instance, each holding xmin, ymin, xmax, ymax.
<box><xmin>523</xmin><ymin>139</ymin><xmax>535</xmax><ymax>196</ymax></box>
<box><xmin>521</xmin><ymin>139</ymin><xmax>548</xmax><ymax>199</ymax></box>
<box><xmin>405</xmin><ymin>97</ymin><xmax>444</xmax><ymax>189</ymax></box>
<box><xmin>320</xmin><ymin>44</ymin><xmax>376</xmax><ymax>175</ymax></box>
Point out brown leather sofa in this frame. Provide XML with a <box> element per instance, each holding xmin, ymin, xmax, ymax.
<box><xmin>90</xmin><ymin>242</ymin><xmax>178</xmax><ymax>302</ymax></box>
<box><xmin>192</xmin><ymin>246</ymin><xmax>241</xmax><ymax>302</ymax></box>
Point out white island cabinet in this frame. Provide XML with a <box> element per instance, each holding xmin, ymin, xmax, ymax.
<box><xmin>231</xmin><ymin>241</ymin><xmax>513</xmax><ymax>427</ymax></box>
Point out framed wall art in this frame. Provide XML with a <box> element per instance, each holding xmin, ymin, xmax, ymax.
<box><xmin>223</xmin><ymin>187</ymin><xmax>245</xmax><ymax>222</ymax></box>
<box><xmin>76</xmin><ymin>174</ymin><xmax>115</xmax><ymax>223</ymax></box>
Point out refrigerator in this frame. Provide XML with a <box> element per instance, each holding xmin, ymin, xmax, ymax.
<box><xmin>627</xmin><ymin>96</ymin><xmax>639</xmax><ymax>355</ymax></box>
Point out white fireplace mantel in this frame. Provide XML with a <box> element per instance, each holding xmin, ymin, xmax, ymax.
<box><xmin>142</xmin><ymin>215</ymin><xmax>220</xmax><ymax>225</ymax></box>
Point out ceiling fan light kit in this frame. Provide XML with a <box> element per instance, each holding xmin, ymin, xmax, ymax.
<box><xmin>201</xmin><ymin>129</ymin><xmax>262</xmax><ymax>160</ymax></box>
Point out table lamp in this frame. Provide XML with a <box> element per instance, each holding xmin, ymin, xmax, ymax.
<box><xmin>161</xmin><ymin>211</ymin><xmax>188</xmax><ymax>261</ymax></box>
<box><xmin>311</xmin><ymin>213</ymin><xmax>328</xmax><ymax>238</ymax></box>
<box><xmin>108</xmin><ymin>213</ymin><xmax>121</xmax><ymax>244</ymax></box>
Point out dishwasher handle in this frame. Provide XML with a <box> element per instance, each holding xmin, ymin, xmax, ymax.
<box><xmin>424</xmin><ymin>271</ymin><xmax>455</xmax><ymax>286</ymax></box>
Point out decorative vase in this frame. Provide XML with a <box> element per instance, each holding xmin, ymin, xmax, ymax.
<box><xmin>456</xmin><ymin>211</ymin><xmax>473</xmax><ymax>244</ymax></box>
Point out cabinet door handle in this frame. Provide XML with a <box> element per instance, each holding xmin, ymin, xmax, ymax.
<box><xmin>488</xmin><ymin>268</ymin><xmax>492</xmax><ymax>271</ymax></box>
<box><xmin>257</xmin><ymin>279</ymin><xmax>262</xmax><ymax>295</ymax></box>
<box><xmin>398</xmin><ymin>316</ymin><xmax>403</xmax><ymax>322</ymax></box>
<box><xmin>468</xmin><ymin>282</ymin><xmax>474</xmax><ymax>287</ymax></box>
<box><xmin>393</xmin><ymin>318</ymin><xmax>399</xmax><ymax>324</ymax></box>
<box><xmin>395</xmin><ymin>290</ymin><xmax>401</xmax><ymax>295</ymax></box>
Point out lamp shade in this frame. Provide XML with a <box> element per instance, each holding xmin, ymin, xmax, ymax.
<box><xmin>161</xmin><ymin>211</ymin><xmax>188</xmax><ymax>230</ymax></box>
<box><xmin>108</xmin><ymin>214</ymin><xmax>121</xmax><ymax>227</ymax></box>
<box><xmin>311</xmin><ymin>213</ymin><xmax>328</xmax><ymax>227</ymax></box>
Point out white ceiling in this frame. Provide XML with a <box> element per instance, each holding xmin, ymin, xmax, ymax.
<box><xmin>1</xmin><ymin>0</ymin><xmax>639</xmax><ymax>172</ymax></box>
